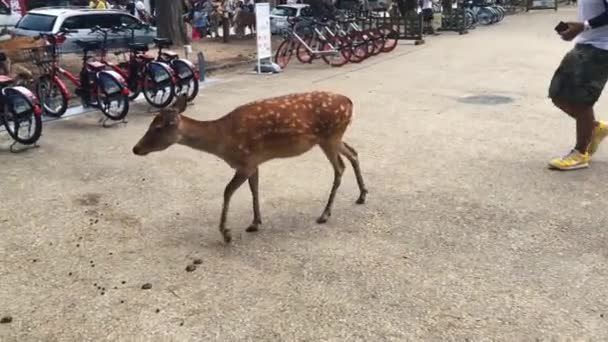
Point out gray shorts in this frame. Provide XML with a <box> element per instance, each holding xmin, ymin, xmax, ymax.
<box><xmin>548</xmin><ymin>44</ymin><xmax>608</xmax><ymax>106</ymax></box>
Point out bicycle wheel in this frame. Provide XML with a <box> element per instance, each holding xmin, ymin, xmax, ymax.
<box><xmin>297</xmin><ymin>35</ymin><xmax>315</xmax><ymax>64</ymax></box>
<box><xmin>379</xmin><ymin>26</ymin><xmax>398</xmax><ymax>53</ymax></box>
<box><xmin>321</xmin><ymin>37</ymin><xmax>350</xmax><ymax>67</ymax></box>
<box><xmin>1</xmin><ymin>89</ymin><xmax>42</xmax><ymax>145</ymax></box>
<box><xmin>175</xmin><ymin>77</ymin><xmax>199</xmax><ymax>102</ymax></box>
<box><xmin>274</xmin><ymin>39</ymin><xmax>294</xmax><ymax>68</ymax></box>
<box><xmin>477</xmin><ymin>8</ymin><xmax>493</xmax><ymax>25</ymax></box>
<box><xmin>143</xmin><ymin>76</ymin><xmax>175</xmax><ymax>108</ymax></box>
<box><xmin>35</xmin><ymin>75</ymin><xmax>67</xmax><ymax>117</ymax></box>
<box><xmin>367</xmin><ymin>29</ymin><xmax>384</xmax><ymax>56</ymax></box>
<box><xmin>98</xmin><ymin>92</ymin><xmax>129</xmax><ymax>121</ymax></box>
<box><xmin>345</xmin><ymin>33</ymin><xmax>365</xmax><ymax>63</ymax></box>
<box><xmin>350</xmin><ymin>31</ymin><xmax>371</xmax><ymax>61</ymax></box>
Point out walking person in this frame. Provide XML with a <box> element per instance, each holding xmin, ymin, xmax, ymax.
<box><xmin>192</xmin><ymin>2</ymin><xmax>209</xmax><ymax>39</ymax></box>
<box><xmin>421</xmin><ymin>0</ymin><xmax>438</xmax><ymax>35</ymax></box>
<box><xmin>548</xmin><ymin>0</ymin><xmax>608</xmax><ymax>170</ymax></box>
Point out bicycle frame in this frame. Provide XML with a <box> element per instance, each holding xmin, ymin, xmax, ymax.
<box><xmin>291</xmin><ymin>21</ymin><xmax>338</xmax><ymax>56</ymax></box>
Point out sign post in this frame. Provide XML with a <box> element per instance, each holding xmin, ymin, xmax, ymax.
<box><xmin>255</xmin><ymin>3</ymin><xmax>272</xmax><ymax>74</ymax></box>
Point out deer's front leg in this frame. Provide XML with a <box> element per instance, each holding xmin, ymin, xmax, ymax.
<box><xmin>246</xmin><ymin>168</ymin><xmax>262</xmax><ymax>233</ymax></box>
<box><xmin>220</xmin><ymin>171</ymin><xmax>249</xmax><ymax>243</ymax></box>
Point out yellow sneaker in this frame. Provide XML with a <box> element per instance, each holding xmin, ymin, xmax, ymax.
<box><xmin>548</xmin><ymin>150</ymin><xmax>590</xmax><ymax>170</ymax></box>
<box><xmin>588</xmin><ymin>121</ymin><xmax>608</xmax><ymax>155</ymax></box>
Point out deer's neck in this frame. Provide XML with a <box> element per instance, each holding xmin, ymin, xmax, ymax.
<box><xmin>177</xmin><ymin>116</ymin><xmax>225</xmax><ymax>156</ymax></box>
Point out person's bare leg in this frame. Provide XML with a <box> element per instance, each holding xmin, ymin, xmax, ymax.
<box><xmin>553</xmin><ymin>98</ymin><xmax>596</xmax><ymax>153</ymax></box>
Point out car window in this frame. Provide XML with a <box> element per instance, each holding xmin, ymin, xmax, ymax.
<box><xmin>16</xmin><ymin>14</ymin><xmax>57</xmax><ymax>31</ymax></box>
<box><xmin>300</xmin><ymin>7</ymin><xmax>312</xmax><ymax>17</ymax></box>
<box><xmin>0</xmin><ymin>1</ymin><xmax>10</xmax><ymax>15</ymax></box>
<box><xmin>271</xmin><ymin>7</ymin><xmax>297</xmax><ymax>17</ymax></box>
<box><xmin>61</xmin><ymin>15</ymin><xmax>90</xmax><ymax>30</ymax></box>
<box><xmin>119</xmin><ymin>14</ymin><xmax>140</xmax><ymax>27</ymax></box>
<box><xmin>90</xmin><ymin>13</ymin><xmax>122</xmax><ymax>28</ymax></box>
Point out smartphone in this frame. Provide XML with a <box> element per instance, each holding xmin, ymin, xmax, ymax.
<box><xmin>555</xmin><ymin>21</ymin><xmax>569</xmax><ymax>33</ymax></box>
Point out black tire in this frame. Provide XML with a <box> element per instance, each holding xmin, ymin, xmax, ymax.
<box><xmin>143</xmin><ymin>74</ymin><xmax>175</xmax><ymax>108</ymax></box>
<box><xmin>1</xmin><ymin>93</ymin><xmax>42</xmax><ymax>145</ymax></box>
<box><xmin>36</xmin><ymin>75</ymin><xmax>67</xmax><ymax>117</ymax></box>
<box><xmin>379</xmin><ymin>27</ymin><xmax>398</xmax><ymax>53</ymax></box>
<box><xmin>98</xmin><ymin>92</ymin><xmax>129</xmax><ymax>121</ymax></box>
<box><xmin>175</xmin><ymin>77</ymin><xmax>199</xmax><ymax>102</ymax></box>
<box><xmin>274</xmin><ymin>39</ymin><xmax>293</xmax><ymax>68</ymax></box>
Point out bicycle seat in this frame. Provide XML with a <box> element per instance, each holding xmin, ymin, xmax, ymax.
<box><xmin>75</xmin><ymin>40</ymin><xmax>102</xmax><ymax>51</ymax></box>
<box><xmin>136</xmin><ymin>53</ymin><xmax>154</xmax><ymax>61</ymax></box>
<box><xmin>0</xmin><ymin>75</ymin><xmax>14</xmax><ymax>85</ymax></box>
<box><xmin>86</xmin><ymin>61</ymin><xmax>106</xmax><ymax>71</ymax></box>
<box><xmin>128</xmin><ymin>43</ymin><xmax>148</xmax><ymax>52</ymax></box>
<box><xmin>153</xmin><ymin>38</ymin><xmax>172</xmax><ymax>48</ymax></box>
<box><xmin>161</xmin><ymin>50</ymin><xmax>178</xmax><ymax>59</ymax></box>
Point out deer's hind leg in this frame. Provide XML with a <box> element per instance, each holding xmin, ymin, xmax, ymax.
<box><xmin>340</xmin><ymin>142</ymin><xmax>368</xmax><ymax>204</ymax></box>
<box><xmin>317</xmin><ymin>141</ymin><xmax>346</xmax><ymax>224</ymax></box>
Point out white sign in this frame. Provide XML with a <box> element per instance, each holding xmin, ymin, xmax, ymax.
<box><xmin>255</xmin><ymin>3</ymin><xmax>272</xmax><ymax>60</ymax></box>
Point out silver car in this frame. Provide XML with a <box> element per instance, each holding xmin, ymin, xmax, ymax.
<box><xmin>12</xmin><ymin>7</ymin><xmax>157</xmax><ymax>54</ymax></box>
<box><xmin>270</xmin><ymin>4</ymin><xmax>312</xmax><ymax>35</ymax></box>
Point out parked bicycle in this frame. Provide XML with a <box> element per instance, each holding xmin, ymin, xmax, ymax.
<box><xmin>274</xmin><ymin>15</ymin><xmax>397</xmax><ymax>69</ymax></box>
<box><xmin>0</xmin><ymin>74</ymin><xmax>43</xmax><ymax>149</ymax></box>
<box><xmin>153</xmin><ymin>38</ymin><xmax>200</xmax><ymax>103</ymax></box>
<box><xmin>91</xmin><ymin>25</ymin><xmax>176</xmax><ymax>108</ymax></box>
<box><xmin>33</xmin><ymin>28</ymin><xmax>130</xmax><ymax>122</ymax></box>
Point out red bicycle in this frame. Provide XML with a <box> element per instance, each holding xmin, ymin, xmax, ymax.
<box><xmin>34</xmin><ymin>28</ymin><xmax>130</xmax><ymax>121</ymax></box>
<box><xmin>92</xmin><ymin>25</ymin><xmax>177</xmax><ymax>108</ymax></box>
<box><xmin>153</xmin><ymin>37</ymin><xmax>200</xmax><ymax>103</ymax></box>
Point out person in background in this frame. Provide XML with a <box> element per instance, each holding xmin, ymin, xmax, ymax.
<box><xmin>192</xmin><ymin>2</ymin><xmax>209</xmax><ymax>39</ymax></box>
<box><xmin>89</xmin><ymin>0</ymin><xmax>107</xmax><ymax>9</ymax></box>
<box><xmin>421</xmin><ymin>0</ymin><xmax>438</xmax><ymax>35</ymax></box>
<box><xmin>134</xmin><ymin>0</ymin><xmax>151</xmax><ymax>23</ymax></box>
<box><xmin>547</xmin><ymin>0</ymin><xmax>608</xmax><ymax>170</ymax></box>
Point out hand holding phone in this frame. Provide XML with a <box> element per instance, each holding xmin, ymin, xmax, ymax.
<box><xmin>555</xmin><ymin>21</ymin><xmax>569</xmax><ymax>33</ymax></box>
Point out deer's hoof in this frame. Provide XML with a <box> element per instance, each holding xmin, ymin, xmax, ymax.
<box><xmin>245</xmin><ymin>224</ymin><xmax>259</xmax><ymax>233</ymax></box>
<box><xmin>356</xmin><ymin>191</ymin><xmax>368</xmax><ymax>205</ymax></box>
<box><xmin>222</xmin><ymin>231</ymin><xmax>232</xmax><ymax>244</ymax></box>
<box><xmin>316</xmin><ymin>215</ymin><xmax>329</xmax><ymax>224</ymax></box>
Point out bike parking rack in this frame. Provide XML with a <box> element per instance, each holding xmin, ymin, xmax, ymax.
<box><xmin>438</xmin><ymin>4</ymin><xmax>470</xmax><ymax>35</ymax></box>
<box><xmin>356</xmin><ymin>11</ymin><xmax>425</xmax><ymax>45</ymax></box>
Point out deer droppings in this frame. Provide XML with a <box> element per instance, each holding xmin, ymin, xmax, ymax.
<box><xmin>133</xmin><ymin>91</ymin><xmax>368</xmax><ymax>243</ymax></box>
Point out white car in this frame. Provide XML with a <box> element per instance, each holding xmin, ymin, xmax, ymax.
<box><xmin>270</xmin><ymin>4</ymin><xmax>312</xmax><ymax>35</ymax></box>
<box><xmin>12</xmin><ymin>7</ymin><xmax>157</xmax><ymax>53</ymax></box>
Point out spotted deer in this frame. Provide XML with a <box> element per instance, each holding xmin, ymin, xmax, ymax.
<box><xmin>132</xmin><ymin>92</ymin><xmax>368</xmax><ymax>243</ymax></box>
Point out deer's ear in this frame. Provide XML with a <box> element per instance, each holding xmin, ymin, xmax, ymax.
<box><xmin>172</xmin><ymin>94</ymin><xmax>188</xmax><ymax>114</ymax></box>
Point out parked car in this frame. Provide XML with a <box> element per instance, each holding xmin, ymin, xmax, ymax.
<box><xmin>270</xmin><ymin>4</ymin><xmax>311</xmax><ymax>35</ymax></box>
<box><xmin>0</xmin><ymin>0</ymin><xmax>23</xmax><ymax>28</ymax></box>
<box><xmin>12</xmin><ymin>7</ymin><xmax>157</xmax><ymax>53</ymax></box>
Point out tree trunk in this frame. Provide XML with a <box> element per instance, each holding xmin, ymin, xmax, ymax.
<box><xmin>156</xmin><ymin>0</ymin><xmax>189</xmax><ymax>46</ymax></box>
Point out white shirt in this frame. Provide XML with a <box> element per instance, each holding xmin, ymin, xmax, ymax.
<box><xmin>422</xmin><ymin>0</ymin><xmax>433</xmax><ymax>9</ymax></box>
<box><xmin>575</xmin><ymin>0</ymin><xmax>608</xmax><ymax>50</ymax></box>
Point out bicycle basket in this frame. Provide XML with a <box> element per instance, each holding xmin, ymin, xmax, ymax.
<box><xmin>22</xmin><ymin>44</ymin><xmax>58</xmax><ymax>74</ymax></box>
